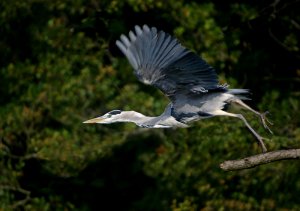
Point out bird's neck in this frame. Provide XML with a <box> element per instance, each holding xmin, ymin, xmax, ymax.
<box><xmin>120</xmin><ymin>111</ymin><xmax>157</xmax><ymax>125</ymax></box>
<box><xmin>121</xmin><ymin>107</ymin><xmax>187</xmax><ymax>128</ymax></box>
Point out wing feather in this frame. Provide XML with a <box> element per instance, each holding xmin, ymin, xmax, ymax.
<box><xmin>116</xmin><ymin>40</ymin><xmax>138</xmax><ymax>69</ymax></box>
<box><xmin>129</xmin><ymin>31</ymin><xmax>136</xmax><ymax>41</ymax></box>
<box><xmin>116</xmin><ymin>24</ymin><xmax>219</xmax><ymax>99</ymax></box>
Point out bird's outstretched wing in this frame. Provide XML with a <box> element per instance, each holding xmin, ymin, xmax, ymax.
<box><xmin>116</xmin><ymin>25</ymin><xmax>219</xmax><ymax>100</ymax></box>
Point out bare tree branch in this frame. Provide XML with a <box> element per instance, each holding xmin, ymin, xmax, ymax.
<box><xmin>220</xmin><ymin>149</ymin><xmax>300</xmax><ymax>171</ymax></box>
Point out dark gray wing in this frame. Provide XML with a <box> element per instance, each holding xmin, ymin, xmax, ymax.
<box><xmin>116</xmin><ymin>25</ymin><xmax>219</xmax><ymax>100</ymax></box>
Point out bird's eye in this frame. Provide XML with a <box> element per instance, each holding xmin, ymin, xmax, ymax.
<box><xmin>107</xmin><ymin>114</ymin><xmax>112</xmax><ymax>118</ymax></box>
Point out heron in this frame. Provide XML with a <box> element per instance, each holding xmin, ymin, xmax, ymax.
<box><xmin>83</xmin><ymin>25</ymin><xmax>272</xmax><ymax>152</ymax></box>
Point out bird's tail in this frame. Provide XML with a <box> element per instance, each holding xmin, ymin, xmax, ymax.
<box><xmin>227</xmin><ymin>89</ymin><xmax>251</xmax><ymax>100</ymax></box>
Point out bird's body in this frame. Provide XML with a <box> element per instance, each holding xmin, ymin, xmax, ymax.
<box><xmin>84</xmin><ymin>25</ymin><xmax>272</xmax><ymax>152</ymax></box>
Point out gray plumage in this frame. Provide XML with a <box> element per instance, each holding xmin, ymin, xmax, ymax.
<box><xmin>84</xmin><ymin>25</ymin><xmax>273</xmax><ymax>152</ymax></box>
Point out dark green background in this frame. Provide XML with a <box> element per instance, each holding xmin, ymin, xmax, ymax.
<box><xmin>1</xmin><ymin>0</ymin><xmax>299</xmax><ymax>210</ymax></box>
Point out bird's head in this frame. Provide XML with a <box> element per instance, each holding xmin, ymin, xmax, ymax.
<box><xmin>83</xmin><ymin>110</ymin><xmax>124</xmax><ymax>124</ymax></box>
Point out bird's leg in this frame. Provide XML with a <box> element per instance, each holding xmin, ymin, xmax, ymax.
<box><xmin>232</xmin><ymin>99</ymin><xmax>273</xmax><ymax>134</ymax></box>
<box><xmin>213</xmin><ymin>110</ymin><xmax>268</xmax><ymax>153</ymax></box>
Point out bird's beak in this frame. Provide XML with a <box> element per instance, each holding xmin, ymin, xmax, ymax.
<box><xmin>83</xmin><ymin>117</ymin><xmax>105</xmax><ymax>124</ymax></box>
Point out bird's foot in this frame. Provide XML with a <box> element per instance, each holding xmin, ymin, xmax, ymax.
<box><xmin>260</xmin><ymin>111</ymin><xmax>273</xmax><ymax>134</ymax></box>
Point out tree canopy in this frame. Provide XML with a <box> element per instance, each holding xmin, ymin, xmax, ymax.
<box><xmin>1</xmin><ymin>0</ymin><xmax>299</xmax><ymax>210</ymax></box>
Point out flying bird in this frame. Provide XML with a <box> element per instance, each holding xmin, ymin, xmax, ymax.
<box><xmin>84</xmin><ymin>25</ymin><xmax>272</xmax><ymax>152</ymax></box>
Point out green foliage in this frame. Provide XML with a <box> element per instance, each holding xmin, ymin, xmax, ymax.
<box><xmin>0</xmin><ymin>0</ymin><xmax>299</xmax><ymax>210</ymax></box>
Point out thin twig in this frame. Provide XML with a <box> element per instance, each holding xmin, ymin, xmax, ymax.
<box><xmin>6</xmin><ymin>153</ymin><xmax>39</xmax><ymax>160</ymax></box>
<box><xmin>291</xmin><ymin>19</ymin><xmax>300</xmax><ymax>30</ymax></box>
<box><xmin>268</xmin><ymin>28</ymin><xmax>292</xmax><ymax>52</ymax></box>
<box><xmin>0</xmin><ymin>185</ymin><xmax>31</xmax><ymax>209</ymax></box>
<box><xmin>220</xmin><ymin>149</ymin><xmax>300</xmax><ymax>171</ymax></box>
